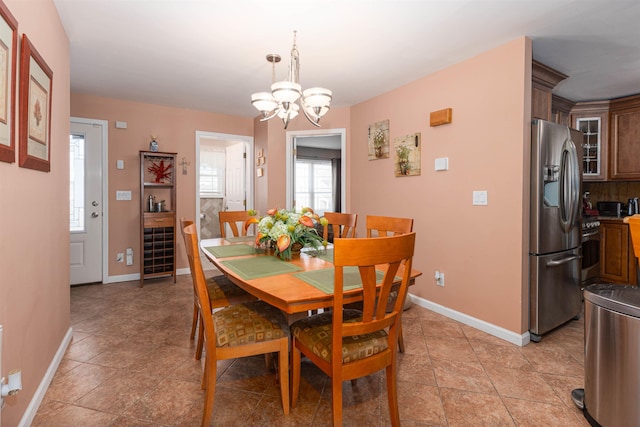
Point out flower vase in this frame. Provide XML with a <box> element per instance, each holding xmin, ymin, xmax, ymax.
<box><xmin>290</xmin><ymin>242</ymin><xmax>304</xmax><ymax>257</ymax></box>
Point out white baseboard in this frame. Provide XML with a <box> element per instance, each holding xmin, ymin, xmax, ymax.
<box><xmin>409</xmin><ymin>294</ymin><xmax>530</xmax><ymax>346</ymax></box>
<box><xmin>107</xmin><ymin>269</ymin><xmax>190</xmax><ymax>284</ymax></box>
<box><xmin>18</xmin><ymin>327</ymin><xmax>73</xmax><ymax>427</ymax></box>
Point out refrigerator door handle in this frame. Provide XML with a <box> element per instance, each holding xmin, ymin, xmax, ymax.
<box><xmin>559</xmin><ymin>136</ymin><xmax>580</xmax><ymax>233</ymax></box>
<box><xmin>546</xmin><ymin>254</ymin><xmax>582</xmax><ymax>267</ymax></box>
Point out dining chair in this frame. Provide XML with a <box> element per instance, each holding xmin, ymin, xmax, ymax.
<box><xmin>363</xmin><ymin>215</ymin><xmax>414</xmax><ymax>352</ymax></box>
<box><xmin>291</xmin><ymin>233</ymin><xmax>416</xmax><ymax>426</ymax></box>
<box><xmin>219</xmin><ymin>210</ymin><xmax>254</xmax><ymax>237</ymax></box>
<box><xmin>182</xmin><ymin>223</ymin><xmax>290</xmax><ymax>426</ymax></box>
<box><xmin>322</xmin><ymin>211</ymin><xmax>358</xmax><ymax>242</ymax></box>
<box><xmin>180</xmin><ymin>218</ymin><xmax>256</xmax><ymax>360</ymax></box>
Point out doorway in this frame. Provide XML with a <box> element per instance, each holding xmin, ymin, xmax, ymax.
<box><xmin>195</xmin><ymin>131</ymin><xmax>254</xmax><ymax>242</ymax></box>
<box><xmin>69</xmin><ymin>118</ymin><xmax>109</xmax><ymax>285</ymax></box>
<box><xmin>286</xmin><ymin>129</ymin><xmax>346</xmax><ymax>213</ymax></box>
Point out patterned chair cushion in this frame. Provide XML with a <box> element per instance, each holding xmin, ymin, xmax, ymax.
<box><xmin>206</xmin><ymin>275</ymin><xmax>251</xmax><ymax>301</ymax></box>
<box><xmin>213</xmin><ymin>301</ymin><xmax>289</xmax><ymax>347</ymax></box>
<box><xmin>291</xmin><ymin>309</ymin><xmax>388</xmax><ymax>364</ymax></box>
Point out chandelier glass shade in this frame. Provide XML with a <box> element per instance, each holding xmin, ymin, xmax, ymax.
<box><xmin>251</xmin><ymin>31</ymin><xmax>332</xmax><ymax>129</ymax></box>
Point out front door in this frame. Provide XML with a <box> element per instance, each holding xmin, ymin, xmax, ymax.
<box><xmin>69</xmin><ymin>121</ymin><xmax>104</xmax><ymax>285</ymax></box>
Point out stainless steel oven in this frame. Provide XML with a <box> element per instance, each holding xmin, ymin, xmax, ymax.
<box><xmin>582</xmin><ymin>217</ymin><xmax>601</xmax><ymax>285</ymax></box>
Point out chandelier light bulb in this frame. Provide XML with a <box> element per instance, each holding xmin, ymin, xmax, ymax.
<box><xmin>251</xmin><ymin>92</ymin><xmax>278</xmax><ymax>116</ymax></box>
<box><xmin>271</xmin><ymin>81</ymin><xmax>302</xmax><ymax>104</ymax></box>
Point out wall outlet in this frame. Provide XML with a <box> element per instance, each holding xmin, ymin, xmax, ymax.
<box><xmin>435</xmin><ymin>270</ymin><xmax>445</xmax><ymax>286</ymax></box>
<box><xmin>116</xmin><ymin>253</ymin><xmax>124</xmax><ymax>263</ymax></box>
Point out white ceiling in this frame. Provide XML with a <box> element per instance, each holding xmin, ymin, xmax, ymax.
<box><xmin>53</xmin><ymin>0</ymin><xmax>640</xmax><ymax>119</ymax></box>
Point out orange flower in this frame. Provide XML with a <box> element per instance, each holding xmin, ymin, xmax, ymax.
<box><xmin>244</xmin><ymin>217</ymin><xmax>259</xmax><ymax>232</ymax></box>
<box><xmin>255</xmin><ymin>232</ymin><xmax>265</xmax><ymax>245</ymax></box>
<box><xmin>277</xmin><ymin>235</ymin><xmax>291</xmax><ymax>252</ymax></box>
<box><xmin>298</xmin><ymin>216</ymin><xmax>314</xmax><ymax>227</ymax></box>
<box><xmin>267</xmin><ymin>208</ymin><xmax>277</xmax><ymax>216</ymax></box>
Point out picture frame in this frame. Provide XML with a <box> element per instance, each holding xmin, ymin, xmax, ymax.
<box><xmin>368</xmin><ymin>119</ymin><xmax>389</xmax><ymax>160</ymax></box>
<box><xmin>0</xmin><ymin>0</ymin><xmax>17</xmax><ymax>163</ymax></box>
<box><xmin>18</xmin><ymin>34</ymin><xmax>53</xmax><ymax>172</ymax></box>
<box><xmin>394</xmin><ymin>132</ymin><xmax>421</xmax><ymax>177</ymax></box>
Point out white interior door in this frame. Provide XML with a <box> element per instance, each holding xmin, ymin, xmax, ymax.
<box><xmin>69</xmin><ymin>121</ymin><xmax>103</xmax><ymax>284</ymax></box>
<box><xmin>225</xmin><ymin>142</ymin><xmax>245</xmax><ymax>211</ymax></box>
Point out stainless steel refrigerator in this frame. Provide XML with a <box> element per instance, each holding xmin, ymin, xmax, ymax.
<box><xmin>529</xmin><ymin>119</ymin><xmax>583</xmax><ymax>342</ymax></box>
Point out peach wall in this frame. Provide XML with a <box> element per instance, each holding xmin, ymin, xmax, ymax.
<box><xmin>0</xmin><ymin>0</ymin><xmax>70</xmax><ymax>425</ymax></box>
<box><xmin>70</xmin><ymin>93</ymin><xmax>253</xmax><ymax>276</ymax></box>
<box><xmin>350</xmin><ymin>38</ymin><xmax>531</xmax><ymax>334</ymax></box>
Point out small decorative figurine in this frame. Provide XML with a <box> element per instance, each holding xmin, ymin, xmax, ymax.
<box><xmin>150</xmin><ymin>135</ymin><xmax>159</xmax><ymax>152</ymax></box>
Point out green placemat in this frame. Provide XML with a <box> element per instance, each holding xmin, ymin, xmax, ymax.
<box><xmin>204</xmin><ymin>244</ymin><xmax>258</xmax><ymax>258</ymax></box>
<box><xmin>221</xmin><ymin>256</ymin><xmax>302</xmax><ymax>280</ymax></box>
<box><xmin>295</xmin><ymin>267</ymin><xmax>386</xmax><ymax>294</ymax></box>
<box><xmin>224</xmin><ymin>236</ymin><xmax>255</xmax><ymax>243</ymax></box>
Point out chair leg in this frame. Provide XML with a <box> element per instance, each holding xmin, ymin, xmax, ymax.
<box><xmin>332</xmin><ymin>377</ymin><xmax>343</xmax><ymax>427</ymax></box>
<box><xmin>190</xmin><ymin>302</ymin><xmax>199</xmax><ymax>340</ymax></box>
<box><xmin>278</xmin><ymin>338</ymin><xmax>290</xmax><ymax>415</ymax></box>
<box><xmin>195</xmin><ymin>313</ymin><xmax>205</xmax><ymax>360</ymax></box>
<box><xmin>201</xmin><ymin>354</ymin><xmax>217</xmax><ymax>427</ymax></box>
<box><xmin>291</xmin><ymin>344</ymin><xmax>301</xmax><ymax>409</ymax></box>
<box><xmin>397</xmin><ymin>323</ymin><xmax>405</xmax><ymax>353</ymax></box>
<box><xmin>386</xmin><ymin>363</ymin><xmax>400</xmax><ymax>427</ymax></box>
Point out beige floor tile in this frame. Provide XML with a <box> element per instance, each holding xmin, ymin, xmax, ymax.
<box><xmin>440</xmin><ymin>388</ymin><xmax>515</xmax><ymax>426</ymax></box>
<box><xmin>431</xmin><ymin>359</ymin><xmax>496</xmax><ymax>394</ymax></box>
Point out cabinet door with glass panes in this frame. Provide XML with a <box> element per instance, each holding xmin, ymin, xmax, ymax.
<box><xmin>571</xmin><ymin>102</ymin><xmax>609</xmax><ymax>181</ymax></box>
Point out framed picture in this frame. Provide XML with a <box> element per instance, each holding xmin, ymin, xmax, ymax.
<box><xmin>0</xmin><ymin>0</ymin><xmax>17</xmax><ymax>163</ymax></box>
<box><xmin>19</xmin><ymin>34</ymin><xmax>53</xmax><ymax>172</ymax></box>
<box><xmin>368</xmin><ymin>119</ymin><xmax>389</xmax><ymax>160</ymax></box>
<box><xmin>394</xmin><ymin>132</ymin><xmax>421</xmax><ymax>177</ymax></box>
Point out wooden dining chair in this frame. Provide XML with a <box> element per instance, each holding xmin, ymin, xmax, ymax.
<box><xmin>180</xmin><ymin>218</ymin><xmax>256</xmax><ymax>360</ymax></box>
<box><xmin>364</xmin><ymin>215</ymin><xmax>414</xmax><ymax>353</ymax></box>
<box><xmin>219</xmin><ymin>210</ymin><xmax>254</xmax><ymax>237</ymax></box>
<box><xmin>291</xmin><ymin>233</ymin><xmax>416</xmax><ymax>426</ymax></box>
<box><xmin>322</xmin><ymin>211</ymin><xmax>358</xmax><ymax>242</ymax></box>
<box><xmin>182</xmin><ymin>223</ymin><xmax>290</xmax><ymax>426</ymax></box>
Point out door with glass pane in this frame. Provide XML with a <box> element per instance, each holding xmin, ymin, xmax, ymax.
<box><xmin>69</xmin><ymin>121</ymin><xmax>103</xmax><ymax>284</ymax></box>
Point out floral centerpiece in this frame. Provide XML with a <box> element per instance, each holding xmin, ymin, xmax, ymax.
<box><xmin>245</xmin><ymin>208</ymin><xmax>328</xmax><ymax>260</ymax></box>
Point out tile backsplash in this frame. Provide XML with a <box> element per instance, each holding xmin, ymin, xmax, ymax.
<box><xmin>585</xmin><ymin>181</ymin><xmax>640</xmax><ymax>206</ymax></box>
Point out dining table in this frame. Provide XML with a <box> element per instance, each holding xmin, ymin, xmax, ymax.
<box><xmin>200</xmin><ymin>236</ymin><xmax>422</xmax><ymax>320</ymax></box>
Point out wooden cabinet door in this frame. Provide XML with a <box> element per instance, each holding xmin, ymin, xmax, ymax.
<box><xmin>601</xmin><ymin>221</ymin><xmax>630</xmax><ymax>284</ymax></box>
<box><xmin>571</xmin><ymin>101</ymin><xmax>609</xmax><ymax>181</ymax></box>
<box><xmin>610</xmin><ymin>104</ymin><xmax>640</xmax><ymax>180</ymax></box>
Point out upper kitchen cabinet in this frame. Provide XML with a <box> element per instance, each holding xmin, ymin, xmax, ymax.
<box><xmin>552</xmin><ymin>95</ymin><xmax>575</xmax><ymax>127</ymax></box>
<box><xmin>571</xmin><ymin>100</ymin><xmax>610</xmax><ymax>181</ymax></box>
<box><xmin>532</xmin><ymin>60</ymin><xmax>568</xmax><ymax>122</ymax></box>
<box><xmin>610</xmin><ymin>94</ymin><xmax>640</xmax><ymax>180</ymax></box>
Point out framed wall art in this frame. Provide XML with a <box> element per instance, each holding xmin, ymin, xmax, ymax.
<box><xmin>19</xmin><ymin>33</ymin><xmax>53</xmax><ymax>172</ymax></box>
<box><xmin>394</xmin><ymin>132</ymin><xmax>421</xmax><ymax>177</ymax></box>
<box><xmin>368</xmin><ymin>119</ymin><xmax>389</xmax><ymax>160</ymax></box>
<box><xmin>0</xmin><ymin>0</ymin><xmax>17</xmax><ymax>163</ymax></box>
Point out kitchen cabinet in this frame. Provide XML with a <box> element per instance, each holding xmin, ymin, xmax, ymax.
<box><xmin>532</xmin><ymin>60</ymin><xmax>568</xmax><ymax>122</ymax></box>
<box><xmin>552</xmin><ymin>95</ymin><xmax>575</xmax><ymax>127</ymax></box>
<box><xmin>600</xmin><ymin>219</ymin><xmax>637</xmax><ymax>286</ymax></box>
<box><xmin>610</xmin><ymin>94</ymin><xmax>640</xmax><ymax>180</ymax></box>
<box><xmin>571</xmin><ymin>100</ymin><xmax>610</xmax><ymax>181</ymax></box>
<box><xmin>140</xmin><ymin>151</ymin><xmax>177</xmax><ymax>286</ymax></box>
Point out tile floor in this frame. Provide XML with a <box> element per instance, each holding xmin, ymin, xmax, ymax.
<box><xmin>33</xmin><ymin>275</ymin><xmax>590</xmax><ymax>426</ymax></box>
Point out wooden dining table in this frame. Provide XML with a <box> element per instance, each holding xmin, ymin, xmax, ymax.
<box><xmin>200</xmin><ymin>237</ymin><xmax>422</xmax><ymax>318</ymax></box>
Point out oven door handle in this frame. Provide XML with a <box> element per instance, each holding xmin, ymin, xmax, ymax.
<box><xmin>582</xmin><ymin>230</ymin><xmax>600</xmax><ymax>238</ymax></box>
<box><xmin>547</xmin><ymin>254</ymin><xmax>582</xmax><ymax>267</ymax></box>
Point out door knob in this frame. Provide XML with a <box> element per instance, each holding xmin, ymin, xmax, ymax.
<box><xmin>92</xmin><ymin>201</ymin><xmax>99</xmax><ymax>206</ymax></box>
<box><xmin>91</xmin><ymin>212</ymin><xmax>100</xmax><ymax>218</ymax></box>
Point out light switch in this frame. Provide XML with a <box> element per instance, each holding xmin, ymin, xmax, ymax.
<box><xmin>116</xmin><ymin>159</ymin><xmax>124</xmax><ymax>169</ymax></box>
<box><xmin>434</xmin><ymin>157</ymin><xmax>449</xmax><ymax>171</ymax></box>
<box><xmin>116</xmin><ymin>191</ymin><xmax>131</xmax><ymax>200</ymax></box>
<box><xmin>115</xmin><ymin>121</ymin><xmax>128</xmax><ymax>129</ymax></box>
<box><xmin>473</xmin><ymin>190</ymin><xmax>488</xmax><ymax>205</ymax></box>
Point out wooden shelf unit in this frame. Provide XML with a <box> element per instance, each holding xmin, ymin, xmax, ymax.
<box><xmin>140</xmin><ymin>151</ymin><xmax>177</xmax><ymax>286</ymax></box>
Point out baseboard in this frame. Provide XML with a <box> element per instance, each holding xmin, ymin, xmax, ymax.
<box><xmin>18</xmin><ymin>327</ymin><xmax>73</xmax><ymax>427</ymax></box>
<box><xmin>107</xmin><ymin>269</ymin><xmax>190</xmax><ymax>284</ymax></box>
<box><xmin>409</xmin><ymin>294</ymin><xmax>530</xmax><ymax>346</ymax></box>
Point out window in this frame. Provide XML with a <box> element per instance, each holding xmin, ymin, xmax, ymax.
<box><xmin>69</xmin><ymin>133</ymin><xmax>85</xmax><ymax>232</ymax></box>
<box><xmin>295</xmin><ymin>158</ymin><xmax>333</xmax><ymax>214</ymax></box>
<box><xmin>200</xmin><ymin>146</ymin><xmax>225</xmax><ymax>197</ymax></box>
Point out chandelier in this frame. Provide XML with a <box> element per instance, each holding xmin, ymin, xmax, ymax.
<box><xmin>251</xmin><ymin>31</ymin><xmax>332</xmax><ymax>129</ymax></box>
